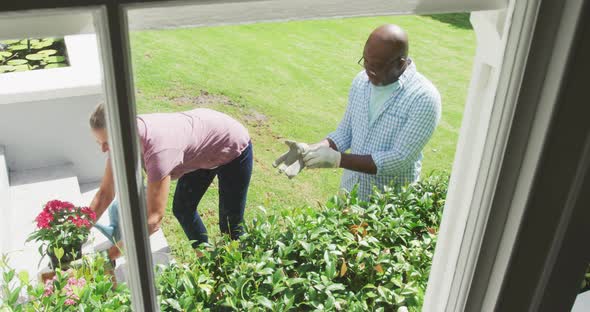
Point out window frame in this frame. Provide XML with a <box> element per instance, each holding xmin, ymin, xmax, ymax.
<box><xmin>2</xmin><ymin>0</ymin><xmax>586</xmax><ymax>311</ymax></box>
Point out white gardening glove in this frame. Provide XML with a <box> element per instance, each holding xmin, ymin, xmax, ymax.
<box><xmin>273</xmin><ymin>140</ymin><xmax>309</xmax><ymax>178</ymax></box>
<box><xmin>303</xmin><ymin>145</ymin><xmax>341</xmax><ymax>169</ymax></box>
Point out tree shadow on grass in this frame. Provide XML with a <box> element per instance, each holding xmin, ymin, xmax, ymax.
<box><xmin>424</xmin><ymin>13</ymin><xmax>473</xmax><ymax>30</ymax></box>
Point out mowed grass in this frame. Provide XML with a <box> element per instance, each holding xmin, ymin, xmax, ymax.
<box><xmin>129</xmin><ymin>14</ymin><xmax>475</xmax><ymax>254</ymax></box>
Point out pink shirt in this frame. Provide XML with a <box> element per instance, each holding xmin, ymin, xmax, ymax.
<box><xmin>137</xmin><ymin>108</ymin><xmax>250</xmax><ymax>182</ymax></box>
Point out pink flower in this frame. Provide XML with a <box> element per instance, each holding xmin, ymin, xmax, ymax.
<box><xmin>64</xmin><ymin>299</ymin><xmax>76</xmax><ymax>306</ymax></box>
<box><xmin>67</xmin><ymin>277</ymin><xmax>85</xmax><ymax>287</ymax></box>
<box><xmin>35</xmin><ymin>211</ymin><xmax>54</xmax><ymax>229</ymax></box>
<box><xmin>81</xmin><ymin>207</ymin><xmax>96</xmax><ymax>222</ymax></box>
<box><xmin>61</xmin><ymin>276</ymin><xmax>85</xmax><ymax>302</ymax></box>
<box><xmin>43</xmin><ymin>280</ymin><xmax>54</xmax><ymax>296</ymax></box>
<box><xmin>70</xmin><ymin>216</ymin><xmax>91</xmax><ymax>228</ymax></box>
<box><xmin>43</xmin><ymin>200</ymin><xmax>75</xmax><ymax>213</ymax></box>
<box><xmin>30</xmin><ymin>199</ymin><xmax>94</xmax><ymax>249</ymax></box>
<box><xmin>64</xmin><ymin>285</ymin><xmax>77</xmax><ymax>298</ymax></box>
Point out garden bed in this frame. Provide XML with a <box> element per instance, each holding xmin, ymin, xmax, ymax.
<box><xmin>2</xmin><ymin>176</ymin><xmax>449</xmax><ymax>311</ymax></box>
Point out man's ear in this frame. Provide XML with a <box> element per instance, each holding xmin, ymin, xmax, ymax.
<box><xmin>399</xmin><ymin>57</ymin><xmax>407</xmax><ymax>68</ymax></box>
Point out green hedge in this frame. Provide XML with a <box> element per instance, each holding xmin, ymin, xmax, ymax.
<box><xmin>158</xmin><ymin>175</ymin><xmax>447</xmax><ymax>311</ymax></box>
<box><xmin>1</xmin><ymin>175</ymin><xmax>449</xmax><ymax>311</ymax></box>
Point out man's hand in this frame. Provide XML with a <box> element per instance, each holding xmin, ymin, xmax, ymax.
<box><xmin>303</xmin><ymin>145</ymin><xmax>341</xmax><ymax>169</ymax></box>
<box><xmin>273</xmin><ymin>140</ymin><xmax>309</xmax><ymax>178</ymax></box>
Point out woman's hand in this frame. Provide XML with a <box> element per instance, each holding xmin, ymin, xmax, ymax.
<box><xmin>108</xmin><ymin>242</ymin><xmax>123</xmax><ymax>260</ymax></box>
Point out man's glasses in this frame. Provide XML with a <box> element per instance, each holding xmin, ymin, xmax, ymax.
<box><xmin>357</xmin><ymin>56</ymin><xmax>403</xmax><ymax>73</ymax></box>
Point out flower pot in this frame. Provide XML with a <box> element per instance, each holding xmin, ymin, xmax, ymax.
<box><xmin>48</xmin><ymin>244</ymin><xmax>83</xmax><ymax>269</ymax></box>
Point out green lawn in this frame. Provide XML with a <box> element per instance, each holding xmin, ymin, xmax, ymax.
<box><xmin>129</xmin><ymin>14</ymin><xmax>475</xmax><ymax>253</ymax></box>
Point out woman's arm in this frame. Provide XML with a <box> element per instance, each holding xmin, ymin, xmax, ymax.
<box><xmin>106</xmin><ymin>175</ymin><xmax>171</xmax><ymax>260</ymax></box>
<box><xmin>90</xmin><ymin>160</ymin><xmax>115</xmax><ymax>220</ymax></box>
<box><xmin>146</xmin><ymin>175</ymin><xmax>171</xmax><ymax>235</ymax></box>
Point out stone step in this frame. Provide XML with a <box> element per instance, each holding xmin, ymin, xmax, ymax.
<box><xmin>78</xmin><ymin>181</ymin><xmax>172</xmax><ymax>284</ymax></box>
<box><xmin>6</xmin><ymin>163</ymin><xmax>82</xmax><ymax>277</ymax></box>
<box><xmin>572</xmin><ymin>290</ymin><xmax>590</xmax><ymax>312</ymax></box>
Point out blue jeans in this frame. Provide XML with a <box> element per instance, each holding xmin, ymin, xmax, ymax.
<box><xmin>172</xmin><ymin>142</ymin><xmax>253</xmax><ymax>248</ymax></box>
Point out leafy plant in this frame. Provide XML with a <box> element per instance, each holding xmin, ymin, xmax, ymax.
<box><xmin>581</xmin><ymin>264</ymin><xmax>590</xmax><ymax>293</ymax></box>
<box><xmin>1</xmin><ymin>254</ymin><xmax>129</xmax><ymax>311</ymax></box>
<box><xmin>3</xmin><ymin>175</ymin><xmax>450</xmax><ymax>311</ymax></box>
<box><xmin>27</xmin><ymin>200</ymin><xmax>96</xmax><ymax>268</ymax></box>
<box><xmin>0</xmin><ymin>38</ymin><xmax>69</xmax><ymax>74</ymax></box>
<box><xmin>155</xmin><ymin>175</ymin><xmax>449</xmax><ymax>311</ymax></box>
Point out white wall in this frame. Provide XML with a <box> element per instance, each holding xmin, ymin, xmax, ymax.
<box><xmin>0</xmin><ymin>146</ymin><xmax>9</xmax><ymax>253</ymax></box>
<box><xmin>0</xmin><ymin>95</ymin><xmax>105</xmax><ymax>183</ymax></box>
<box><xmin>0</xmin><ymin>34</ymin><xmax>104</xmax><ymax>183</ymax></box>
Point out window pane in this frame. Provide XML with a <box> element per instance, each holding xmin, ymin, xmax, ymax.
<box><xmin>0</xmin><ymin>8</ymin><xmax>151</xmax><ymax>311</ymax></box>
<box><xmin>124</xmin><ymin>8</ymin><xmax>476</xmax><ymax>310</ymax></box>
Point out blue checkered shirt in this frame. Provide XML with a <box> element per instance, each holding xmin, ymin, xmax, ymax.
<box><xmin>327</xmin><ymin>60</ymin><xmax>441</xmax><ymax>201</ymax></box>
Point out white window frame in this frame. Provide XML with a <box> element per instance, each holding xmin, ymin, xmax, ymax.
<box><xmin>2</xmin><ymin>0</ymin><xmax>585</xmax><ymax>311</ymax></box>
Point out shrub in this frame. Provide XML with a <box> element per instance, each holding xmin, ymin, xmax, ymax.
<box><xmin>157</xmin><ymin>175</ymin><xmax>448</xmax><ymax>311</ymax></box>
<box><xmin>0</xmin><ymin>254</ymin><xmax>130</xmax><ymax>311</ymax></box>
<box><xmin>2</xmin><ymin>175</ymin><xmax>449</xmax><ymax>311</ymax></box>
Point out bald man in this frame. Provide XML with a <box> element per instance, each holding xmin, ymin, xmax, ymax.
<box><xmin>274</xmin><ymin>24</ymin><xmax>441</xmax><ymax>201</ymax></box>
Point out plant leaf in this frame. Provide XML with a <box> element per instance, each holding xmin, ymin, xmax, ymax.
<box><xmin>7</xmin><ymin>59</ymin><xmax>27</xmax><ymax>65</ymax></box>
<box><xmin>54</xmin><ymin>247</ymin><xmax>64</xmax><ymax>261</ymax></box>
<box><xmin>0</xmin><ymin>65</ymin><xmax>15</xmax><ymax>73</ymax></box>
<box><xmin>8</xmin><ymin>45</ymin><xmax>27</xmax><ymax>51</ymax></box>
<box><xmin>13</xmin><ymin>65</ymin><xmax>30</xmax><ymax>72</ymax></box>
<box><xmin>45</xmin><ymin>56</ymin><xmax>65</xmax><ymax>63</ymax></box>
<box><xmin>26</xmin><ymin>54</ymin><xmax>45</xmax><ymax>61</ymax></box>
<box><xmin>45</xmin><ymin>63</ymin><xmax>68</xmax><ymax>69</ymax></box>
<box><xmin>339</xmin><ymin>259</ymin><xmax>347</xmax><ymax>277</ymax></box>
<box><xmin>38</xmin><ymin>49</ymin><xmax>57</xmax><ymax>56</ymax></box>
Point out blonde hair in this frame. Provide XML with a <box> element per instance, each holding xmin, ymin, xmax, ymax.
<box><xmin>89</xmin><ymin>103</ymin><xmax>106</xmax><ymax>129</ymax></box>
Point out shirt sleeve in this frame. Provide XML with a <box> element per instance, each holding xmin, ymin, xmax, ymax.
<box><xmin>144</xmin><ymin>149</ymin><xmax>183</xmax><ymax>182</ymax></box>
<box><xmin>371</xmin><ymin>92</ymin><xmax>441</xmax><ymax>176</ymax></box>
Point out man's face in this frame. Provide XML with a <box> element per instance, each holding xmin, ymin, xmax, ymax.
<box><xmin>92</xmin><ymin>128</ymin><xmax>109</xmax><ymax>153</ymax></box>
<box><xmin>362</xmin><ymin>45</ymin><xmax>405</xmax><ymax>86</ymax></box>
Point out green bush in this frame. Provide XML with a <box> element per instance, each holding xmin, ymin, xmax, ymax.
<box><xmin>2</xmin><ymin>175</ymin><xmax>449</xmax><ymax>311</ymax></box>
<box><xmin>581</xmin><ymin>265</ymin><xmax>590</xmax><ymax>293</ymax></box>
<box><xmin>157</xmin><ymin>175</ymin><xmax>448</xmax><ymax>311</ymax></box>
<box><xmin>0</xmin><ymin>254</ymin><xmax>130</xmax><ymax>311</ymax></box>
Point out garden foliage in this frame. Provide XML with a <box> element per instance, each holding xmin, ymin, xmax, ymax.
<box><xmin>2</xmin><ymin>176</ymin><xmax>449</xmax><ymax>311</ymax></box>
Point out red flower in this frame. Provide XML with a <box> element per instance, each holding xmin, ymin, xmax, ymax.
<box><xmin>70</xmin><ymin>216</ymin><xmax>91</xmax><ymax>228</ymax></box>
<box><xmin>43</xmin><ymin>200</ymin><xmax>75</xmax><ymax>213</ymax></box>
<box><xmin>81</xmin><ymin>207</ymin><xmax>96</xmax><ymax>221</ymax></box>
<box><xmin>35</xmin><ymin>211</ymin><xmax>54</xmax><ymax>229</ymax></box>
<box><xmin>30</xmin><ymin>199</ymin><xmax>94</xmax><ymax>255</ymax></box>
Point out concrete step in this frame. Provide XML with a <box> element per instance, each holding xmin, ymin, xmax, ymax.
<box><xmin>572</xmin><ymin>290</ymin><xmax>590</xmax><ymax>312</ymax></box>
<box><xmin>6</xmin><ymin>163</ymin><xmax>82</xmax><ymax>277</ymax></box>
<box><xmin>113</xmin><ymin>228</ymin><xmax>172</xmax><ymax>283</ymax></box>
<box><xmin>78</xmin><ymin>180</ymin><xmax>172</xmax><ymax>284</ymax></box>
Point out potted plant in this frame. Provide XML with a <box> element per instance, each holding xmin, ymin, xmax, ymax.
<box><xmin>27</xmin><ymin>200</ymin><xmax>96</xmax><ymax>269</ymax></box>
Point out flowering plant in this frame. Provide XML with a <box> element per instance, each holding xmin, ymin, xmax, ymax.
<box><xmin>27</xmin><ymin>200</ymin><xmax>96</xmax><ymax>266</ymax></box>
<box><xmin>1</xmin><ymin>254</ymin><xmax>129</xmax><ymax>310</ymax></box>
